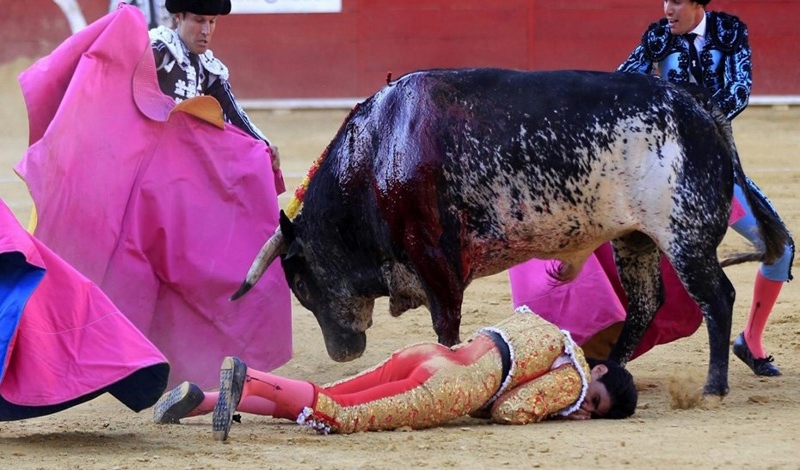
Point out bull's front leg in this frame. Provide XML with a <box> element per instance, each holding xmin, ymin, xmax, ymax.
<box><xmin>608</xmin><ymin>238</ymin><xmax>663</xmax><ymax>364</ymax></box>
<box><xmin>415</xmin><ymin>257</ymin><xmax>464</xmax><ymax>345</ymax></box>
<box><xmin>670</xmin><ymin>251</ymin><xmax>735</xmax><ymax>397</ymax></box>
<box><xmin>402</xmin><ymin>240</ymin><xmax>465</xmax><ymax>346</ymax></box>
<box><xmin>428</xmin><ymin>292</ymin><xmax>463</xmax><ymax>346</ymax></box>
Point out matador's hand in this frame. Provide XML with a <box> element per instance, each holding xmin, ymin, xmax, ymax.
<box><xmin>269</xmin><ymin>144</ymin><xmax>281</xmax><ymax>172</ymax></box>
<box><xmin>563</xmin><ymin>407</ymin><xmax>592</xmax><ymax>420</ymax></box>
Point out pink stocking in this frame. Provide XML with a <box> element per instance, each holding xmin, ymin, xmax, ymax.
<box><xmin>241</xmin><ymin>368</ymin><xmax>315</xmax><ymax>419</ymax></box>
<box><xmin>185</xmin><ymin>389</ymin><xmax>294</xmax><ymax>420</ymax></box>
<box><xmin>237</xmin><ymin>396</ymin><xmax>283</xmax><ymax>418</ymax></box>
<box><xmin>744</xmin><ymin>271</ymin><xmax>783</xmax><ymax>357</ymax></box>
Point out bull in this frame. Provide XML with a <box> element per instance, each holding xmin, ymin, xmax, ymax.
<box><xmin>233</xmin><ymin>69</ymin><xmax>790</xmax><ymax>397</ymax></box>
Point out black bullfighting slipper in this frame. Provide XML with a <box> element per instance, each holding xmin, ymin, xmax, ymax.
<box><xmin>733</xmin><ymin>332</ymin><xmax>781</xmax><ymax>377</ymax></box>
<box><xmin>153</xmin><ymin>381</ymin><xmax>205</xmax><ymax>424</ymax></box>
<box><xmin>212</xmin><ymin>356</ymin><xmax>247</xmax><ymax>441</ymax></box>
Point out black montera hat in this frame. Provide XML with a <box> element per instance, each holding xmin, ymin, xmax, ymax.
<box><xmin>165</xmin><ymin>0</ymin><xmax>231</xmax><ymax>15</ymax></box>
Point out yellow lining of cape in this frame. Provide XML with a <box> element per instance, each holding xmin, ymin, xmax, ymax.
<box><xmin>169</xmin><ymin>96</ymin><xmax>226</xmax><ymax>129</ymax></box>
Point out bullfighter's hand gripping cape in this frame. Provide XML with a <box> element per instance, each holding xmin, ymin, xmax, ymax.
<box><xmin>13</xmin><ymin>5</ymin><xmax>291</xmax><ymax>388</ymax></box>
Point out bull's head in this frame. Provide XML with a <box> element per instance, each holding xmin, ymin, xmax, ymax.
<box><xmin>231</xmin><ymin>211</ymin><xmax>371</xmax><ymax>362</ymax></box>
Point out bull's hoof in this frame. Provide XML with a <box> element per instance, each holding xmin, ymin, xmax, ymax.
<box><xmin>702</xmin><ymin>382</ymin><xmax>729</xmax><ymax>398</ymax></box>
<box><xmin>699</xmin><ymin>394</ymin><xmax>724</xmax><ymax>410</ymax></box>
<box><xmin>438</xmin><ymin>335</ymin><xmax>461</xmax><ymax>347</ymax></box>
<box><xmin>733</xmin><ymin>332</ymin><xmax>782</xmax><ymax>377</ymax></box>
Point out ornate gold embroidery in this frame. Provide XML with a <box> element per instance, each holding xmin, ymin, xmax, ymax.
<box><xmin>490</xmin><ymin>366</ymin><xmax>583</xmax><ymax>424</ymax></box>
<box><xmin>486</xmin><ymin>313</ymin><xmax>567</xmax><ymax>390</ymax></box>
<box><xmin>311</xmin><ymin>348</ymin><xmax>504</xmax><ymax>433</ymax></box>
<box><xmin>307</xmin><ymin>312</ymin><xmax>593</xmax><ymax>433</ymax></box>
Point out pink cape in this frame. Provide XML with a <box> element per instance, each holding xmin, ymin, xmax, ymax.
<box><xmin>509</xmin><ymin>243</ymin><xmax>703</xmax><ymax>360</ymax></box>
<box><xmin>1</xmin><ymin>198</ymin><xmax>168</xmax><ymax>419</ymax></box>
<box><xmin>14</xmin><ymin>5</ymin><xmax>292</xmax><ymax>388</ymax></box>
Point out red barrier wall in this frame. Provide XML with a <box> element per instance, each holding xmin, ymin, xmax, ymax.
<box><xmin>4</xmin><ymin>0</ymin><xmax>798</xmax><ymax>99</ymax></box>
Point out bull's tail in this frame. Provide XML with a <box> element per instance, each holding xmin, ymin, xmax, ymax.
<box><xmin>713</xmin><ymin>107</ymin><xmax>794</xmax><ymax>273</ymax></box>
<box><xmin>719</xmin><ymin>252</ymin><xmax>762</xmax><ymax>268</ymax></box>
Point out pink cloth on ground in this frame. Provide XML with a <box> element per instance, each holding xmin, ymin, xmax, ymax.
<box><xmin>0</xmin><ymin>199</ymin><xmax>167</xmax><ymax>406</ymax></box>
<box><xmin>508</xmin><ymin>243</ymin><xmax>703</xmax><ymax>360</ymax></box>
<box><xmin>14</xmin><ymin>5</ymin><xmax>292</xmax><ymax>388</ymax></box>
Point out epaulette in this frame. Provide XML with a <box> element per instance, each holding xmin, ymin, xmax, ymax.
<box><xmin>706</xmin><ymin>11</ymin><xmax>747</xmax><ymax>53</ymax></box>
<box><xmin>641</xmin><ymin>19</ymin><xmax>676</xmax><ymax>62</ymax></box>
<box><xmin>199</xmin><ymin>50</ymin><xmax>229</xmax><ymax>80</ymax></box>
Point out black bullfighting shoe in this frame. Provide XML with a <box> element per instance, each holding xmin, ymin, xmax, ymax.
<box><xmin>733</xmin><ymin>332</ymin><xmax>781</xmax><ymax>377</ymax></box>
<box><xmin>153</xmin><ymin>381</ymin><xmax>205</xmax><ymax>424</ymax></box>
<box><xmin>212</xmin><ymin>356</ymin><xmax>247</xmax><ymax>441</ymax></box>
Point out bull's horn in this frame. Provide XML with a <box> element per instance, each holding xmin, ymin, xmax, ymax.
<box><xmin>230</xmin><ymin>228</ymin><xmax>287</xmax><ymax>301</ymax></box>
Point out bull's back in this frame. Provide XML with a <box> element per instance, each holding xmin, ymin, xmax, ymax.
<box><xmin>375</xmin><ymin>70</ymin><xmax>688</xmax><ymax>269</ymax></box>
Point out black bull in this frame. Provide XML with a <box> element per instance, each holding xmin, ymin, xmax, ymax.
<box><xmin>233</xmin><ymin>69</ymin><xmax>790</xmax><ymax>397</ymax></box>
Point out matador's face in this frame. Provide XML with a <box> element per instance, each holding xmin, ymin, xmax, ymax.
<box><xmin>663</xmin><ymin>0</ymin><xmax>705</xmax><ymax>36</ymax></box>
<box><xmin>176</xmin><ymin>12</ymin><xmax>218</xmax><ymax>55</ymax></box>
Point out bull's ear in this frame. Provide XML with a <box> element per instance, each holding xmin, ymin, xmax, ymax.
<box><xmin>285</xmin><ymin>237</ymin><xmax>305</xmax><ymax>261</ymax></box>
<box><xmin>279</xmin><ymin>210</ymin><xmax>296</xmax><ymax>242</ymax></box>
<box><xmin>280</xmin><ymin>210</ymin><xmax>304</xmax><ymax>261</ymax></box>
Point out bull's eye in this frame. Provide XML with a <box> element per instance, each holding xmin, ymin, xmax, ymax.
<box><xmin>293</xmin><ymin>276</ymin><xmax>307</xmax><ymax>297</ymax></box>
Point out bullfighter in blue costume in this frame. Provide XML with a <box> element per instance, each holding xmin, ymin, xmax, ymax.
<box><xmin>618</xmin><ymin>0</ymin><xmax>794</xmax><ymax>376</ymax></box>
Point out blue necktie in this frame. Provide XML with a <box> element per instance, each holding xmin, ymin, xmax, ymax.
<box><xmin>684</xmin><ymin>33</ymin><xmax>702</xmax><ymax>82</ymax></box>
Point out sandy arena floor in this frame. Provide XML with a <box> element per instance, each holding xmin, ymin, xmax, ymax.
<box><xmin>1</xmin><ymin>58</ymin><xmax>799</xmax><ymax>469</ymax></box>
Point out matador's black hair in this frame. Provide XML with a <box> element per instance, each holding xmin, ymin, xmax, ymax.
<box><xmin>587</xmin><ymin>358</ymin><xmax>638</xmax><ymax>419</ymax></box>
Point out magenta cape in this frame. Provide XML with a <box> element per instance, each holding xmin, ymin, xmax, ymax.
<box><xmin>0</xmin><ymin>198</ymin><xmax>168</xmax><ymax>420</ymax></box>
<box><xmin>508</xmin><ymin>243</ymin><xmax>703</xmax><ymax>360</ymax></box>
<box><xmin>14</xmin><ymin>6</ymin><xmax>292</xmax><ymax>388</ymax></box>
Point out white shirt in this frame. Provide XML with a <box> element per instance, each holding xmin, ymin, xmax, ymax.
<box><xmin>688</xmin><ymin>13</ymin><xmax>708</xmax><ymax>53</ymax></box>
